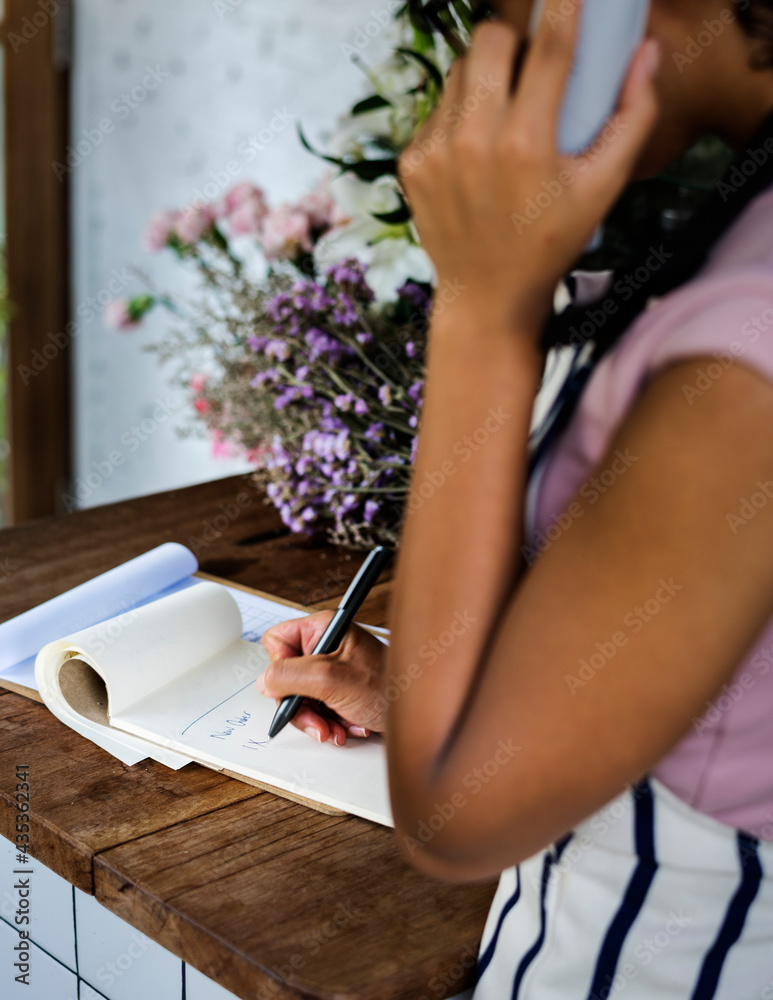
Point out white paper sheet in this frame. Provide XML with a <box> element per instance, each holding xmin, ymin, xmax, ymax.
<box><xmin>0</xmin><ymin>542</ymin><xmax>197</xmax><ymax>676</ymax></box>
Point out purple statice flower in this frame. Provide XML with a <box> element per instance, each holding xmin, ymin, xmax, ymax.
<box><xmin>334</xmin><ymin>429</ymin><xmax>350</xmax><ymax>461</ymax></box>
<box><xmin>251</xmin><ymin>367</ymin><xmax>279</xmax><ymax>387</ymax></box>
<box><xmin>409</xmin><ymin>415</ymin><xmax>418</xmax><ymax>429</ymax></box>
<box><xmin>332</xmin><ymin>293</ymin><xmax>358</xmax><ymax>327</ymax></box>
<box><xmin>305</xmin><ymin>327</ymin><xmax>342</xmax><ymax>362</ymax></box>
<box><xmin>364</xmin><ymin>499</ymin><xmax>380</xmax><ymax>523</ymax></box>
<box><xmin>325</xmin><ymin>259</ymin><xmax>375</xmax><ymax>305</ymax></box>
<box><xmin>248</xmin><ymin>334</ymin><xmax>269</xmax><ymax>352</ymax></box>
<box><xmin>398</xmin><ymin>280</ymin><xmax>431</xmax><ymax>310</ymax></box>
<box><xmin>274</xmin><ymin>387</ymin><xmax>302</xmax><ymax>409</ymax></box>
<box><xmin>266</xmin><ymin>292</ymin><xmax>293</xmax><ymax>324</ymax></box>
<box><xmin>266</xmin><ymin>339</ymin><xmax>291</xmax><ymax>361</ymax></box>
<box><xmin>354</xmin><ymin>398</ymin><xmax>368</xmax><ymax>417</ymax></box>
<box><xmin>337</xmin><ymin>493</ymin><xmax>359</xmax><ymax>514</ymax></box>
<box><xmin>319</xmin><ymin>415</ymin><xmax>346</xmax><ymax>433</ymax></box>
<box><xmin>411</xmin><ymin>434</ymin><xmax>420</xmax><ymax>464</ymax></box>
<box><xmin>364</xmin><ymin>422</ymin><xmax>384</xmax><ymax>442</ymax></box>
<box><xmin>308</xmin><ymin>284</ymin><xmax>335</xmax><ymax>312</ymax></box>
<box><xmin>355</xmin><ymin>331</ymin><xmax>373</xmax><ymax>346</ymax></box>
<box><xmin>378</xmin><ymin>385</ymin><xmax>393</xmax><ymax>407</ymax></box>
<box><xmin>408</xmin><ymin>380</ymin><xmax>424</xmax><ymax>404</ymax></box>
<box><xmin>295</xmin><ymin>365</ymin><xmax>309</xmax><ymax>381</ymax></box>
<box><xmin>334</xmin><ymin>393</ymin><xmax>355</xmax><ymax>412</ymax></box>
<box><xmin>404</xmin><ymin>341</ymin><xmax>418</xmax><ymax>358</ymax></box>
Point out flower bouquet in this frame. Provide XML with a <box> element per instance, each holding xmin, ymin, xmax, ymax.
<box><xmin>109</xmin><ymin>2</ymin><xmax>481</xmax><ymax>550</ymax></box>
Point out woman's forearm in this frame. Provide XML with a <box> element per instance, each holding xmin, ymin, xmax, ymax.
<box><xmin>386</xmin><ymin>299</ymin><xmax>544</xmax><ymax>813</ymax></box>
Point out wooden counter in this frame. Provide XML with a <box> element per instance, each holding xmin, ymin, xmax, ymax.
<box><xmin>0</xmin><ymin>475</ymin><xmax>496</xmax><ymax>1000</ymax></box>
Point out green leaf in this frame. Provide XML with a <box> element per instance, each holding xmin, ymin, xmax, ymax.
<box><xmin>371</xmin><ymin>205</ymin><xmax>412</xmax><ymax>225</ymax></box>
<box><xmin>405</xmin><ymin>0</ymin><xmax>435</xmax><ymax>35</ymax></box>
<box><xmin>351</xmin><ymin>94</ymin><xmax>392</xmax><ymax>115</ymax></box>
<box><xmin>395</xmin><ymin>46</ymin><xmax>444</xmax><ymax>91</ymax></box>
<box><xmin>298</xmin><ymin>125</ymin><xmax>397</xmax><ymax>182</ymax></box>
<box><xmin>348</xmin><ymin>158</ymin><xmax>400</xmax><ymax>182</ymax></box>
<box><xmin>371</xmin><ymin>191</ymin><xmax>412</xmax><ymax>226</ymax></box>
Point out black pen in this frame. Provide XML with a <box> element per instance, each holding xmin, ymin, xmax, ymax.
<box><xmin>267</xmin><ymin>545</ymin><xmax>392</xmax><ymax>741</ymax></box>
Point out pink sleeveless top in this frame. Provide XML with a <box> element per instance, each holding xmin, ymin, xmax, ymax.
<box><xmin>528</xmin><ymin>186</ymin><xmax>773</xmax><ymax>840</ymax></box>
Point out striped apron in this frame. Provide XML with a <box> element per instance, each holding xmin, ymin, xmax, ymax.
<box><xmin>473</xmin><ymin>419</ymin><xmax>773</xmax><ymax>998</ymax></box>
<box><xmin>472</xmin><ymin>776</ymin><xmax>773</xmax><ymax>999</ymax></box>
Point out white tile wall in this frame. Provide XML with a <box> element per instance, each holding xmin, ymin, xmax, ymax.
<box><xmin>75</xmin><ymin>889</ymin><xmax>182</xmax><ymax>1000</ymax></box>
<box><xmin>186</xmin><ymin>962</ymin><xmax>244</xmax><ymax>1000</ymax></box>
<box><xmin>1</xmin><ymin>834</ymin><xmax>476</xmax><ymax>999</ymax></box>
<box><xmin>0</xmin><ymin>919</ymin><xmax>79</xmax><ymax>1000</ymax></box>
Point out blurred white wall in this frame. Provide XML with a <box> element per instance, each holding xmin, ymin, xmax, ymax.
<box><xmin>71</xmin><ymin>0</ymin><xmax>393</xmax><ymax>509</ymax></box>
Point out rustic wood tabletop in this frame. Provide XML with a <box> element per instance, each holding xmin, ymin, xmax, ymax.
<box><xmin>0</xmin><ymin>475</ymin><xmax>497</xmax><ymax>1000</ymax></box>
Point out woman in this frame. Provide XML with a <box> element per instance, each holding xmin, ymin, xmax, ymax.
<box><xmin>257</xmin><ymin>1</ymin><xmax>773</xmax><ymax>995</ymax></box>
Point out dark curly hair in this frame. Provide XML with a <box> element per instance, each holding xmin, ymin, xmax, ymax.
<box><xmin>737</xmin><ymin>0</ymin><xmax>773</xmax><ymax>67</ymax></box>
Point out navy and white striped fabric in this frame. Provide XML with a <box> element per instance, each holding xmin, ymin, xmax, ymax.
<box><xmin>472</xmin><ymin>777</ymin><xmax>773</xmax><ymax>999</ymax></box>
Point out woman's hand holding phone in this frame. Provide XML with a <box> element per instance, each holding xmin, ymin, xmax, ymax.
<box><xmin>257</xmin><ymin>612</ymin><xmax>389</xmax><ymax>746</ymax></box>
<box><xmin>397</xmin><ymin>0</ymin><xmax>660</xmax><ymax>337</ymax></box>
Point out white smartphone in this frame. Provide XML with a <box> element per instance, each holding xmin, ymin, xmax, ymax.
<box><xmin>529</xmin><ymin>0</ymin><xmax>651</xmax><ymax>155</ymax></box>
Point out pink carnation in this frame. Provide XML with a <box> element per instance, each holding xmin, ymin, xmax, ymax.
<box><xmin>259</xmin><ymin>204</ymin><xmax>313</xmax><ymax>261</ymax></box>
<box><xmin>190</xmin><ymin>373</ymin><xmax>207</xmax><ymax>394</ymax></box>
<box><xmin>104</xmin><ymin>299</ymin><xmax>139</xmax><ymax>331</ymax></box>
<box><xmin>143</xmin><ymin>209</ymin><xmax>180</xmax><ymax>252</ymax></box>
<box><xmin>175</xmin><ymin>203</ymin><xmax>216</xmax><ymax>245</ymax></box>
<box><xmin>229</xmin><ymin>195</ymin><xmax>270</xmax><ymax>237</ymax></box>
<box><xmin>219</xmin><ymin>181</ymin><xmax>267</xmax><ymax>219</ymax></box>
<box><xmin>211</xmin><ymin>429</ymin><xmax>238</xmax><ymax>460</ymax></box>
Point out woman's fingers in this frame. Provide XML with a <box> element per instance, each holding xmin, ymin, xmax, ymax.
<box><xmin>257</xmin><ymin>653</ymin><xmax>338</xmax><ymax>705</ymax></box>
<box><xmin>260</xmin><ymin>611</ymin><xmax>335</xmax><ymax>661</ymax></box>
<box><xmin>285</xmin><ymin>700</ymin><xmax>369</xmax><ymax>746</ymax></box>
<box><xmin>457</xmin><ymin>21</ymin><xmax>519</xmax><ymax>125</ymax></box>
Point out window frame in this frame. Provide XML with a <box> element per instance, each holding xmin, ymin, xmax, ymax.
<box><xmin>1</xmin><ymin>0</ymin><xmax>71</xmax><ymax>524</ymax></box>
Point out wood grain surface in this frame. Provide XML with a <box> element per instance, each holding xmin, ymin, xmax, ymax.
<box><xmin>0</xmin><ymin>476</ymin><xmax>497</xmax><ymax>999</ymax></box>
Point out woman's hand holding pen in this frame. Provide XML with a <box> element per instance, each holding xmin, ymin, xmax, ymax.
<box><xmin>397</xmin><ymin>6</ymin><xmax>659</xmax><ymax>335</ymax></box>
<box><xmin>258</xmin><ymin>612</ymin><xmax>388</xmax><ymax>746</ymax></box>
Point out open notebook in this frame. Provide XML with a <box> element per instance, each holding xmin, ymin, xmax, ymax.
<box><xmin>0</xmin><ymin>544</ymin><xmax>392</xmax><ymax>827</ymax></box>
